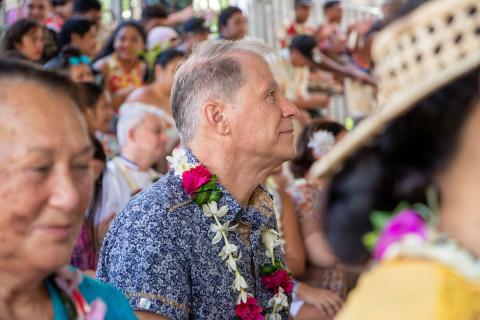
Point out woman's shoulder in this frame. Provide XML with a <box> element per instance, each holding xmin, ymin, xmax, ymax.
<box><xmin>337</xmin><ymin>259</ymin><xmax>480</xmax><ymax>320</ymax></box>
<box><xmin>80</xmin><ymin>274</ymin><xmax>137</xmax><ymax>319</ymax></box>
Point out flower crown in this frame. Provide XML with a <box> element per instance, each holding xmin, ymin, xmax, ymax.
<box><xmin>307</xmin><ymin>130</ymin><xmax>335</xmax><ymax>158</ymax></box>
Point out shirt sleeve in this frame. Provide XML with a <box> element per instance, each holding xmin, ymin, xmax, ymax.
<box><xmin>97</xmin><ymin>198</ymin><xmax>192</xmax><ymax>319</ymax></box>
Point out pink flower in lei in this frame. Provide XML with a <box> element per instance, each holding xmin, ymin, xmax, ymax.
<box><xmin>374</xmin><ymin>209</ymin><xmax>427</xmax><ymax>260</ymax></box>
<box><xmin>86</xmin><ymin>299</ymin><xmax>107</xmax><ymax>320</ymax></box>
<box><xmin>181</xmin><ymin>165</ymin><xmax>212</xmax><ymax>195</ymax></box>
<box><xmin>261</xmin><ymin>269</ymin><xmax>294</xmax><ymax>295</ymax></box>
<box><xmin>235</xmin><ymin>297</ymin><xmax>265</xmax><ymax>320</ymax></box>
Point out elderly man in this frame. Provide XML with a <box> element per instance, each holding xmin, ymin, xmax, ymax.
<box><xmin>97</xmin><ymin>39</ymin><xmax>298</xmax><ymax>319</ymax></box>
<box><xmin>96</xmin><ymin>103</ymin><xmax>168</xmax><ymax>230</ymax></box>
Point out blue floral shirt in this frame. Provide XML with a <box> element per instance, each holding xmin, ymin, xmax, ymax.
<box><xmin>97</xmin><ymin>152</ymin><xmax>289</xmax><ymax>319</ymax></box>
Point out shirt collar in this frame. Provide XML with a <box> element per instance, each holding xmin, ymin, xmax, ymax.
<box><xmin>117</xmin><ymin>155</ymin><xmax>139</xmax><ymax>170</ymax></box>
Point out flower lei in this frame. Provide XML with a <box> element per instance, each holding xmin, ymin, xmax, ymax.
<box><xmin>167</xmin><ymin>149</ymin><xmax>293</xmax><ymax>320</ymax></box>
<box><xmin>362</xmin><ymin>188</ymin><xmax>480</xmax><ymax>280</ymax></box>
<box><xmin>53</xmin><ymin>267</ymin><xmax>107</xmax><ymax>320</ymax></box>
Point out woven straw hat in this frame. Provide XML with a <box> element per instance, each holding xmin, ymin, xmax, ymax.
<box><xmin>311</xmin><ymin>0</ymin><xmax>480</xmax><ymax>178</ymax></box>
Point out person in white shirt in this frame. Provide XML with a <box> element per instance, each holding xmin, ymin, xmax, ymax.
<box><xmin>96</xmin><ymin>103</ymin><xmax>169</xmax><ymax>234</ymax></box>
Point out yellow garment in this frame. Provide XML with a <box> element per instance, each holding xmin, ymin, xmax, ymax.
<box><xmin>337</xmin><ymin>259</ymin><xmax>480</xmax><ymax>320</ymax></box>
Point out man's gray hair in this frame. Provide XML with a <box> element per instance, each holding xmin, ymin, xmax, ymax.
<box><xmin>171</xmin><ymin>39</ymin><xmax>277</xmax><ymax>143</ymax></box>
<box><xmin>117</xmin><ymin>102</ymin><xmax>173</xmax><ymax>147</ymax></box>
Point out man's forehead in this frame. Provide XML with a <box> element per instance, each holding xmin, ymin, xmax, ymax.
<box><xmin>233</xmin><ymin>51</ymin><xmax>275</xmax><ymax>82</ymax></box>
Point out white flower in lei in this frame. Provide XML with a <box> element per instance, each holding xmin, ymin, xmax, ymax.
<box><xmin>262</xmin><ymin>229</ymin><xmax>285</xmax><ymax>262</ymax></box>
<box><xmin>168</xmin><ymin>149</ymin><xmax>290</xmax><ymax>318</ymax></box>
<box><xmin>166</xmin><ymin>148</ymin><xmax>195</xmax><ymax>175</ymax></box>
<box><xmin>307</xmin><ymin>130</ymin><xmax>335</xmax><ymax>158</ymax></box>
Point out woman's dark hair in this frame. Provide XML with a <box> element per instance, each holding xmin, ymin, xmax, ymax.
<box><xmin>59</xmin><ymin>18</ymin><xmax>96</xmax><ymax>49</ymax></box>
<box><xmin>325</xmin><ymin>68</ymin><xmax>480</xmax><ymax>265</ymax></box>
<box><xmin>290</xmin><ymin>120</ymin><xmax>345</xmax><ymax>179</ymax></box>
<box><xmin>79</xmin><ymin>81</ymin><xmax>104</xmax><ymax>110</ymax></box>
<box><xmin>73</xmin><ymin>0</ymin><xmax>101</xmax><ymax>14</ymax></box>
<box><xmin>141</xmin><ymin>5</ymin><xmax>168</xmax><ymax>22</ymax></box>
<box><xmin>86</xmin><ymin>135</ymin><xmax>106</xmax><ymax>254</ymax></box>
<box><xmin>218</xmin><ymin>6</ymin><xmax>242</xmax><ymax>27</ymax></box>
<box><xmin>2</xmin><ymin>18</ymin><xmax>41</xmax><ymax>52</ymax></box>
<box><xmin>155</xmin><ymin>48</ymin><xmax>184</xmax><ymax>68</ymax></box>
<box><xmin>0</xmin><ymin>57</ymin><xmax>81</xmax><ymax>108</ymax></box>
<box><xmin>94</xmin><ymin>21</ymin><xmax>146</xmax><ymax>61</ymax></box>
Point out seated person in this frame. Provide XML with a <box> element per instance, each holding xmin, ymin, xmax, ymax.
<box><xmin>0</xmin><ymin>58</ymin><xmax>136</xmax><ymax>319</ymax></box>
<box><xmin>80</xmin><ymin>82</ymin><xmax>119</xmax><ymax>157</ymax></box>
<box><xmin>96</xmin><ymin>103</ymin><xmax>169</xmax><ymax>238</ymax></box>
<box><xmin>126</xmin><ymin>49</ymin><xmax>185</xmax><ymax>170</ymax></box>
<box><xmin>1</xmin><ymin>18</ymin><xmax>44</xmax><ymax>63</ymax></box>
<box><xmin>57</xmin><ymin>17</ymin><xmax>98</xmax><ymax>58</ymax></box>
<box><xmin>44</xmin><ymin>46</ymin><xmax>95</xmax><ymax>83</ymax></box>
<box><xmin>177</xmin><ymin>16</ymin><xmax>211</xmax><ymax>54</ymax></box>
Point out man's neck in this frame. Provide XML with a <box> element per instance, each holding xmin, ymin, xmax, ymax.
<box><xmin>121</xmin><ymin>147</ymin><xmax>151</xmax><ymax>171</ymax></box>
<box><xmin>190</xmin><ymin>144</ymin><xmax>273</xmax><ymax>208</ymax></box>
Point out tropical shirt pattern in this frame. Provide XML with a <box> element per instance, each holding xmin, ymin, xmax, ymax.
<box><xmin>97</xmin><ymin>151</ymin><xmax>289</xmax><ymax>319</ymax></box>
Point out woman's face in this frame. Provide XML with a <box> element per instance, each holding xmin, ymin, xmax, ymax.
<box><xmin>437</xmin><ymin>99</ymin><xmax>480</xmax><ymax>257</ymax></box>
<box><xmin>16</xmin><ymin>27</ymin><xmax>44</xmax><ymax>62</ymax></box>
<box><xmin>154</xmin><ymin>56</ymin><xmax>183</xmax><ymax>92</ymax></box>
<box><xmin>113</xmin><ymin>26</ymin><xmax>144</xmax><ymax>62</ymax></box>
<box><xmin>0</xmin><ymin>82</ymin><xmax>93</xmax><ymax>274</ymax></box>
<box><xmin>69</xmin><ymin>64</ymin><xmax>94</xmax><ymax>83</ymax></box>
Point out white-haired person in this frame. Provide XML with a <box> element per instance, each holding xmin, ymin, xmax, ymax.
<box><xmin>96</xmin><ymin>103</ymin><xmax>168</xmax><ymax>239</ymax></box>
<box><xmin>97</xmin><ymin>39</ymin><xmax>299</xmax><ymax>319</ymax></box>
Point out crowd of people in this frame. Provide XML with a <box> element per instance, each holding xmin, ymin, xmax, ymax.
<box><xmin>0</xmin><ymin>0</ymin><xmax>479</xmax><ymax>319</ymax></box>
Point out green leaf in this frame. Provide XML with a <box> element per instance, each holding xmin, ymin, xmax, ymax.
<box><xmin>412</xmin><ymin>203</ymin><xmax>434</xmax><ymax>222</ymax></box>
<box><xmin>393</xmin><ymin>201</ymin><xmax>411</xmax><ymax>213</ymax></box>
<box><xmin>370</xmin><ymin>211</ymin><xmax>392</xmax><ymax>230</ymax></box>
<box><xmin>193</xmin><ymin>191</ymin><xmax>209</xmax><ymax>206</ymax></box>
<box><xmin>261</xmin><ymin>263</ymin><xmax>280</xmax><ymax>276</ymax></box>
<box><xmin>208</xmin><ymin>191</ymin><xmax>222</xmax><ymax>203</ymax></box>
<box><xmin>362</xmin><ymin>231</ymin><xmax>380</xmax><ymax>251</ymax></box>
<box><xmin>426</xmin><ymin>185</ymin><xmax>439</xmax><ymax>215</ymax></box>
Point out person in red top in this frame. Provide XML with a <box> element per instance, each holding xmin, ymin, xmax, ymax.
<box><xmin>279</xmin><ymin>0</ymin><xmax>316</xmax><ymax>48</ymax></box>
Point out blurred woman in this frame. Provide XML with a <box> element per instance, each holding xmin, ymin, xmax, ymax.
<box><xmin>81</xmin><ymin>82</ymin><xmax>119</xmax><ymax>157</ymax></box>
<box><xmin>93</xmin><ymin>21</ymin><xmax>147</xmax><ymax>110</ymax></box>
<box><xmin>288</xmin><ymin>119</ymin><xmax>347</xmax><ymax>319</ymax></box>
<box><xmin>0</xmin><ymin>58</ymin><xmax>136</xmax><ymax>319</ymax></box>
<box><xmin>126</xmin><ymin>48</ymin><xmax>185</xmax><ymax>171</ymax></box>
<box><xmin>2</xmin><ymin>18</ymin><xmax>44</xmax><ymax>62</ymax></box>
<box><xmin>314</xmin><ymin>0</ymin><xmax>480</xmax><ymax>318</ymax></box>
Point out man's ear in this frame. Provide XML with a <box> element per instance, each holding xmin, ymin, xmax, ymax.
<box><xmin>128</xmin><ymin>126</ymin><xmax>137</xmax><ymax>143</ymax></box>
<box><xmin>203</xmin><ymin>100</ymin><xmax>231</xmax><ymax>136</ymax></box>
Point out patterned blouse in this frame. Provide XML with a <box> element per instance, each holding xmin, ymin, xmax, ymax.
<box><xmin>287</xmin><ymin>179</ymin><xmax>347</xmax><ymax>298</ymax></box>
<box><xmin>97</xmin><ymin>151</ymin><xmax>289</xmax><ymax>319</ymax></box>
<box><xmin>103</xmin><ymin>54</ymin><xmax>145</xmax><ymax>95</ymax></box>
